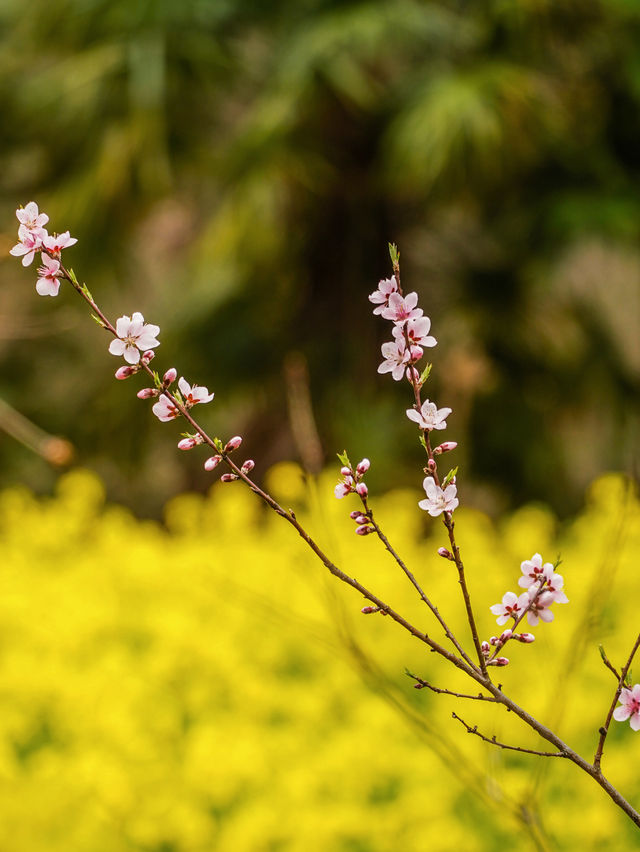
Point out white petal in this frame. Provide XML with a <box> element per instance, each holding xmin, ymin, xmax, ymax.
<box><xmin>109</xmin><ymin>339</ymin><xmax>126</xmax><ymax>356</ymax></box>
<box><xmin>115</xmin><ymin>316</ymin><xmax>131</xmax><ymax>338</ymax></box>
<box><xmin>123</xmin><ymin>345</ymin><xmax>141</xmax><ymax>364</ymax></box>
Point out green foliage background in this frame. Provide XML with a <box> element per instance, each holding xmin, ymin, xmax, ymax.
<box><xmin>0</xmin><ymin>467</ymin><xmax>638</xmax><ymax>851</ymax></box>
<box><xmin>0</xmin><ymin>0</ymin><xmax>639</xmax><ymax>515</ymax></box>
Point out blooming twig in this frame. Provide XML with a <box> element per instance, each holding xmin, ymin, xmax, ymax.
<box><xmin>594</xmin><ymin>632</ymin><xmax>640</xmax><ymax>770</ymax></box>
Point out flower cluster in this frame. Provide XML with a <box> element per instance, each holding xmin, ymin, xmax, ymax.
<box><xmin>486</xmin><ymin>553</ymin><xmax>569</xmax><ymax>665</ymax></box>
<box><xmin>9</xmin><ymin>202</ymin><xmax>77</xmax><ymax>296</ymax></box>
<box><xmin>369</xmin><ymin>269</ymin><xmax>459</xmax><ymax>519</ymax></box>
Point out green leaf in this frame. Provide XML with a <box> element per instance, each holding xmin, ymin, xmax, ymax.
<box><xmin>418</xmin><ymin>433</ymin><xmax>428</xmax><ymax>452</ymax></box>
<box><xmin>443</xmin><ymin>466</ymin><xmax>458</xmax><ymax>486</ymax></box>
<box><xmin>213</xmin><ymin>437</ymin><xmax>224</xmax><ymax>452</ymax></box>
<box><xmin>90</xmin><ymin>313</ymin><xmax>106</xmax><ymax>328</ymax></box>
<box><xmin>419</xmin><ymin>363</ymin><xmax>432</xmax><ymax>384</ymax></box>
<box><xmin>336</xmin><ymin>450</ymin><xmax>352</xmax><ymax>469</ymax></box>
<box><xmin>388</xmin><ymin>243</ymin><xmax>399</xmax><ymax>266</ymax></box>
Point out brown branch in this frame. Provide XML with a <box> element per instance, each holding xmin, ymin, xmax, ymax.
<box><xmin>451</xmin><ymin>712</ymin><xmax>568</xmax><ymax>758</ymax></box>
<box><xmin>363</xmin><ymin>502</ymin><xmax>478</xmax><ymax>671</ymax></box>
<box><xmin>598</xmin><ymin>645</ymin><xmax>622</xmax><ymax>683</ymax></box>
<box><xmin>407</xmin><ymin>671</ymin><xmax>497</xmax><ymax>702</ymax></box>
<box><xmin>594</xmin><ymin>632</ymin><xmax>640</xmax><ymax>771</ymax></box>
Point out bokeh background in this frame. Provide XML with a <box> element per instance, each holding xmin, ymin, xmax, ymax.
<box><xmin>0</xmin><ymin>0</ymin><xmax>639</xmax><ymax>849</ymax></box>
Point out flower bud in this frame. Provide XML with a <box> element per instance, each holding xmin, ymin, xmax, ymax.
<box><xmin>438</xmin><ymin>547</ymin><xmax>453</xmax><ymax>560</ymax></box>
<box><xmin>354</xmin><ymin>514</ymin><xmax>369</xmax><ymax>525</ymax></box>
<box><xmin>224</xmin><ymin>436</ymin><xmax>243</xmax><ymax>452</ymax></box>
<box><xmin>349</xmin><ymin>510</ymin><xmax>362</xmax><ymax>520</ymax></box>
<box><xmin>433</xmin><ymin>442</ymin><xmax>458</xmax><ymax>455</ymax></box>
<box><xmin>516</xmin><ymin>632</ymin><xmax>535</xmax><ymax>644</ymax></box>
<box><xmin>163</xmin><ymin>368</ymin><xmax>177</xmax><ymax>385</ymax></box>
<box><xmin>481</xmin><ymin>641</ymin><xmax>491</xmax><ymax>657</ymax></box>
<box><xmin>115</xmin><ymin>365</ymin><xmax>136</xmax><ymax>380</ymax></box>
<box><xmin>489</xmin><ymin>636</ymin><xmax>499</xmax><ymax>646</ymax></box>
<box><xmin>220</xmin><ymin>473</ymin><xmax>239</xmax><ymax>482</ymax></box>
<box><xmin>178</xmin><ymin>437</ymin><xmax>198</xmax><ymax>450</ymax></box>
<box><xmin>355</xmin><ymin>482</ymin><xmax>368</xmax><ymax>498</ymax></box>
<box><xmin>409</xmin><ymin>346</ymin><xmax>423</xmax><ymax>363</ymax></box>
<box><xmin>340</xmin><ymin>466</ymin><xmax>352</xmax><ymax>477</ymax></box>
<box><xmin>499</xmin><ymin>629</ymin><xmax>513</xmax><ymax>644</ymax></box>
<box><xmin>405</xmin><ymin>365</ymin><xmax>420</xmax><ymax>382</ymax></box>
<box><xmin>141</xmin><ymin>350</ymin><xmax>155</xmax><ymax>364</ymax></box>
<box><xmin>426</xmin><ymin>459</ymin><xmax>436</xmax><ymax>473</ymax></box>
<box><xmin>204</xmin><ymin>455</ymin><xmax>223</xmax><ymax>471</ymax></box>
<box><xmin>356</xmin><ymin>458</ymin><xmax>370</xmax><ymax>475</ymax></box>
<box><xmin>137</xmin><ymin>387</ymin><xmax>159</xmax><ymax>399</ymax></box>
<box><xmin>361</xmin><ymin>606</ymin><xmax>381</xmax><ymax>614</ymax></box>
<box><xmin>355</xmin><ymin>525</ymin><xmax>374</xmax><ymax>536</ymax></box>
<box><xmin>494</xmin><ymin>657</ymin><xmax>510</xmax><ymax>667</ymax></box>
<box><xmin>241</xmin><ymin>459</ymin><xmax>255</xmax><ymax>474</ymax></box>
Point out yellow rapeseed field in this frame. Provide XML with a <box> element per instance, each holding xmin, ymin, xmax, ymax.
<box><xmin>0</xmin><ymin>467</ymin><xmax>637</xmax><ymax>851</ymax></box>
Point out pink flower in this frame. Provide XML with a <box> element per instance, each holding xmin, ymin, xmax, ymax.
<box><xmin>392</xmin><ymin>316</ymin><xmax>436</xmax><ymax>349</ymax></box>
<box><xmin>335</xmin><ymin>475</ymin><xmax>354</xmax><ymax>499</ymax></box>
<box><xmin>524</xmin><ymin>590</ymin><xmax>556</xmax><ymax>626</ymax></box>
<box><xmin>152</xmin><ymin>394</ymin><xmax>180</xmax><ymax>422</ymax></box>
<box><xmin>108</xmin><ymin>313</ymin><xmax>160</xmax><ymax>364</ymax></box>
<box><xmin>368</xmin><ymin>276</ymin><xmax>398</xmax><ymax>315</ymax></box>
<box><xmin>10</xmin><ymin>224</ymin><xmax>47</xmax><ymax>267</ymax></box>
<box><xmin>406</xmin><ymin>399</ymin><xmax>452</xmax><ymax>431</ymax></box>
<box><xmin>42</xmin><ymin>231</ymin><xmax>77</xmax><ymax>255</ymax></box>
<box><xmin>544</xmin><ymin>571</ymin><xmax>569</xmax><ymax>604</ymax></box>
<box><xmin>178</xmin><ymin>377</ymin><xmax>214</xmax><ymax>407</ymax></box>
<box><xmin>518</xmin><ymin>553</ymin><xmax>554</xmax><ymax>589</ymax></box>
<box><xmin>490</xmin><ymin>591</ymin><xmax>529</xmax><ymax>626</ymax></box>
<box><xmin>418</xmin><ymin>476</ymin><xmax>458</xmax><ymax>516</ymax></box>
<box><xmin>613</xmin><ymin>684</ymin><xmax>640</xmax><ymax>731</ymax></box>
<box><xmin>16</xmin><ymin>202</ymin><xmax>49</xmax><ymax>230</ymax></box>
<box><xmin>378</xmin><ymin>339</ymin><xmax>411</xmax><ymax>381</ymax></box>
<box><xmin>36</xmin><ymin>253</ymin><xmax>62</xmax><ymax>297</ymax></box>
<box><xmin>380</xmin><ymin>292</ymin><xmax>423</xmax><ymax>324</ymax></box>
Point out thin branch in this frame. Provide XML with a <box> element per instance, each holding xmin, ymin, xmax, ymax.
<box><xmin>451</xmin><ymin>712</ymin><xmax>568</xmax><ymax>759</ymax></box>
<box><xmin>364</xmin><ymin>502</ymin><xmax>478</xmax><ymax>671</ymax></box>
<box><xmin>598</xmin><ymin>645</ymin><xmax>622</xmax><ymax>683</ymax></box>
<box><xmin>594</xmin><ymin>632</ymin><xmax>640</xmax><ymax>771</ymax></box>
<box><xmin>406</xmin><ymin>671</ymin><xmax>498</xmax><ymax>702</ymax></box>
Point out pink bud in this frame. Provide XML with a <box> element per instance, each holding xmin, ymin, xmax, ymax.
<box><xmin>433</xmin><ymin>442</ymin><xmax>458</xmax><ymax>455</ymax></box>
<box><xmin>355</xmin><ymin>525</ymin><xmax>374</xmax><ymax>536</ymax></box>
<box><xmin>137</xmin><ymin>387</ymin><xmax>159</xmax><ymax>399</ymax></box>
<box><xmin>204</xmin><ymin>455</ymin><xmax>223</xmax><ymax>471</ymax></box>
<box><xmin>426</xmin><ymin>459</ymin><xmax>436</xmax><ymax>473</ymax></box>
<box><xmin>499</xmin><ymin>629</ymin><xmax>513</xmax><ymax>644</ymax></box>
<box><xmin>178</xmin><ymin>437</ymin><xmax>198</xmax><ymax>450</ymax></box>
<box><xmin>349</xmin><ymin>510</ymin><xmax>362</xmax><ymax>519</ymax></box>
<box><xmin>340</xmin><ymin>466</ymin><xmax>352</xmax><ymax>477</ymax></box>
<box><xmin>489</xmin><ymin>636</ymin><xmax>499</xmax><ymax>646</ymax></box>
<box><xmin>141</xmin><ymin>350</ymin><xmax>155</xmax><ymax>363</ymax></box>
<box><xmin>405</xmin><ymin>365</ymin><xmax>420</xmax><ymax>382</ymax></box>
<box><xmin>354</xmin><ymin>514</ymin><xmax>369</xmax><ymax>525</ymax></box>
<box><xmin>481</xmin><ymin>641</ymin><xmax>490</xmax><ymax>657</ymax></box>
<box><xmin>356</xmin><ymin>458</ymin><xmax>370</xmax><ymax>475</ymax></box>
<box><xmin>438</xmin><ymin>547</ymin><xmax>453</xmax><ymax>560</ymax></box>
<box><xmin>241</xmin><ymin>459</ymin><xmax>255</xmax><ymax>474</ymax></box>
<box><xmin>115</xmin><ymin>365</ymin><xmax>136</xmax><ymax>380</ymax></box>
<box><xmin>361</xmin><ymin>606</ymin><xmax>378</xmax><ymax>614</ymax></box>
<box><xmin>355</xmin><ymin>482</ymin><xmax>368</xmax><ymax>498</ymax></box>
<box><xmin>517</xmin><ymin>633</ymin><xmax>535</xmax><ymax>644</ymax></box>
<box><xmin>163</xmin><ymin>368</ymin><xmax>177</xmax><ymax>385</ymax></box>
<box><xmin>494</xmin><ymin>657</ymin><xmax>509</xmax><ymax>667</ymax></box>
<box><xmin>409</xmin><ymin>346</ymin><xmax>423</xmax><ymax>363</ymax></box>
<box><xmin>224</xmin><ymin>436</ymin><xmax>243</xmax><ymax>452</ymax></box>
<box><xmin>220</xmin><ymin>473</ymin><xmax>239</xmax><ymax>482</ymax></box>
